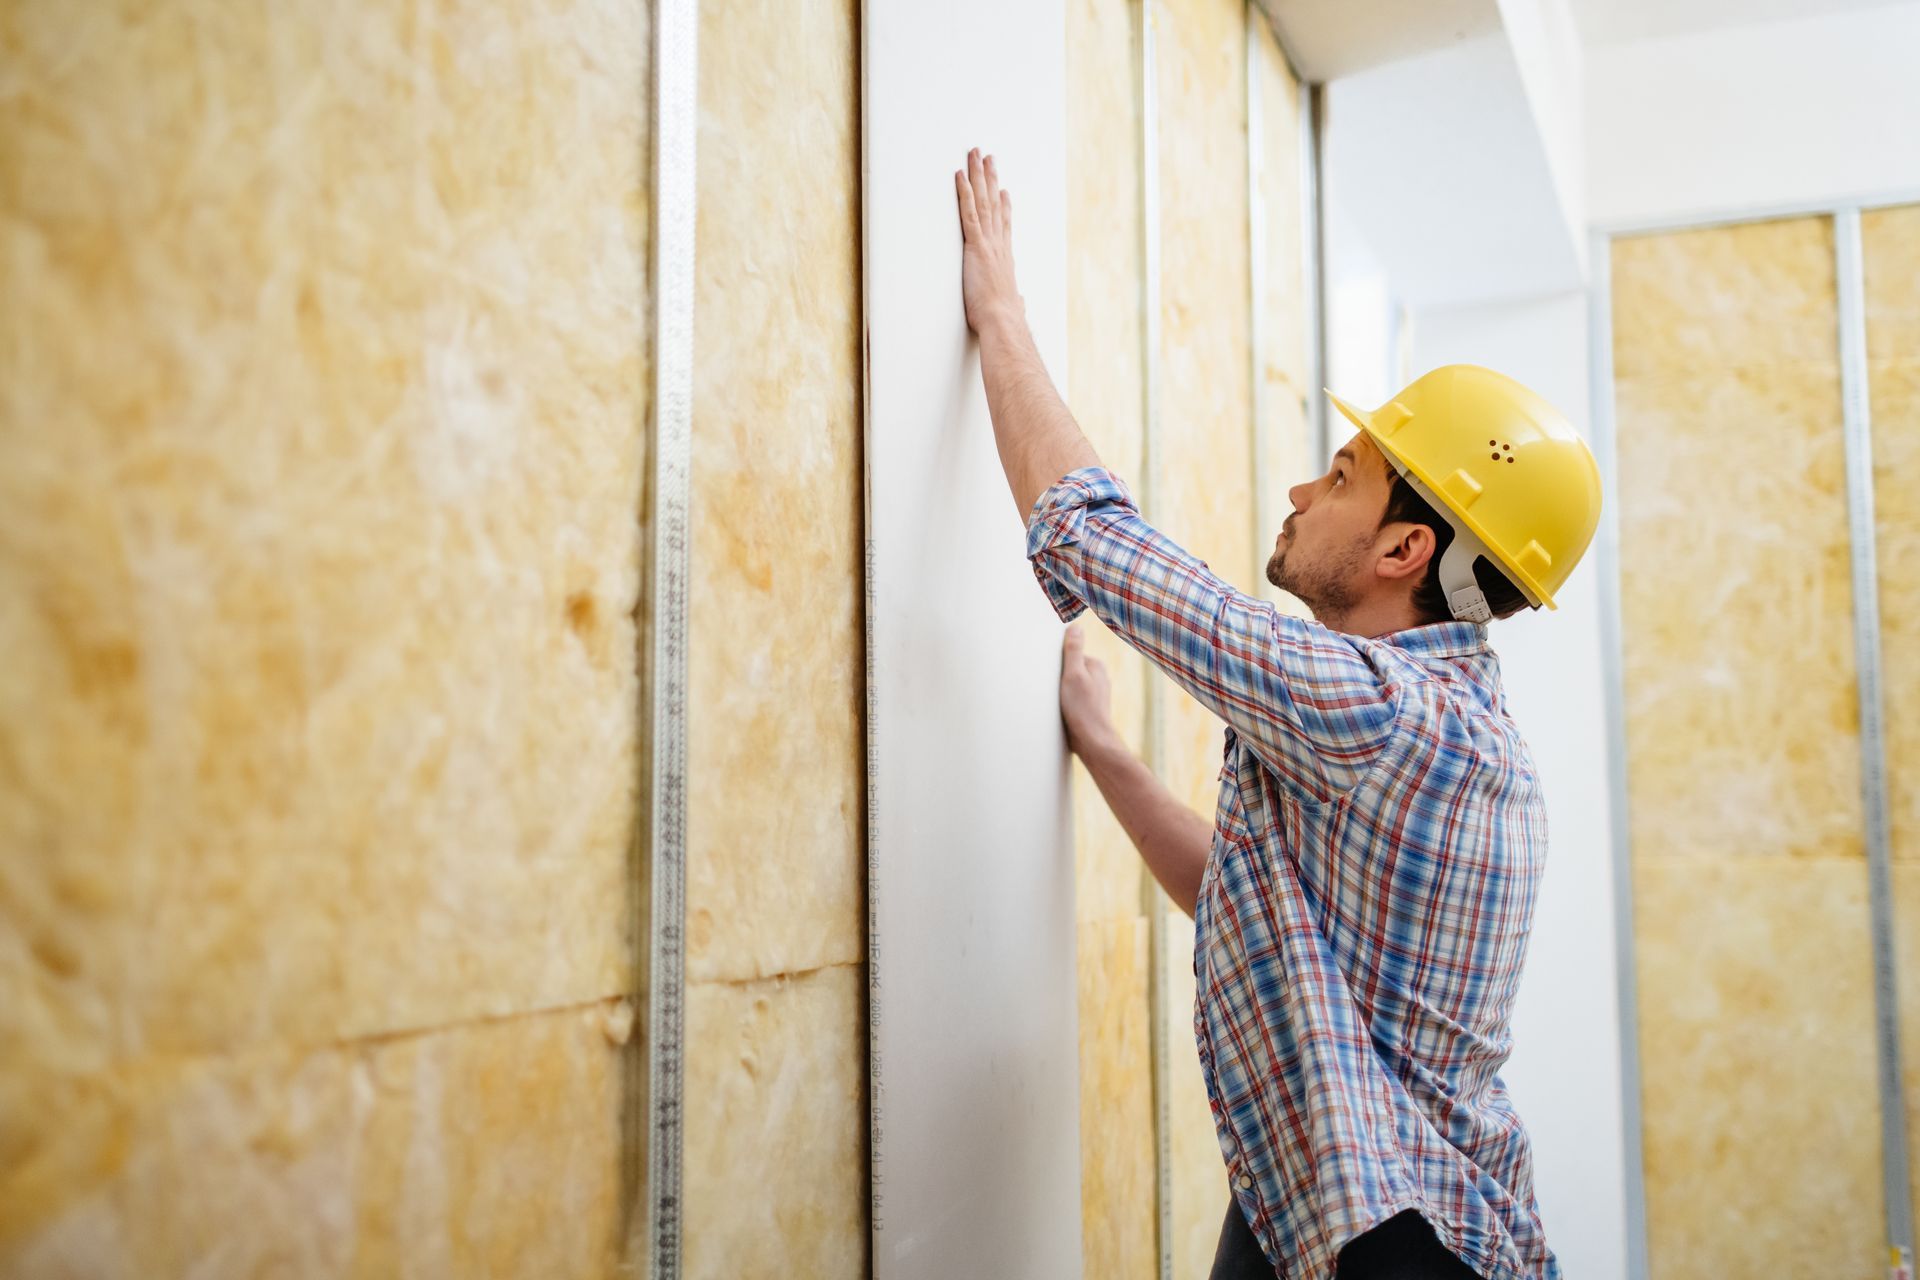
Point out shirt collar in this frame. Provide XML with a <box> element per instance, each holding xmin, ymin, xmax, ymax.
<box><xmin>1375</xmin><ymin>619</ymin><xmax>1492</xmax><ymax>659</ymax></box>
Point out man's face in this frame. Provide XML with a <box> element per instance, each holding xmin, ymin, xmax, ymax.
<box><xmin>1265</xmin><ymin>431</ymin><xmax>1397</xmax><ymax>618</ymax></box>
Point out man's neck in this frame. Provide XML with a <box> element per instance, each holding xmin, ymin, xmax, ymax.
<box><xmin>1317</xmin><ymin>597</ymin><xmax>1426</xmax><ymax>640</ymax></box>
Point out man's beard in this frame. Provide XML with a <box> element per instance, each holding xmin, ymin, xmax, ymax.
<box><xmin>1266</xmin><ymin>529</ymin><xmax>1371</xmax><ymax>620</ymax></box>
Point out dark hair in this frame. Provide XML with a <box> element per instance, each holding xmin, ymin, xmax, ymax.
<box><xmin>1379</xmin><ymin>470</ymin><xmax>1531</xmax><ymax>623</ymax></box>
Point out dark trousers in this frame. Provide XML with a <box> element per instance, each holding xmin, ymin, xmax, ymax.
<box><xmin>1210</xmin><ymin>1200</ymin><xmax>1484</xmax><ymax>1280</ymax></box>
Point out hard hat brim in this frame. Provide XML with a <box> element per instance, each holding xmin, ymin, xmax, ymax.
<box><xmin>1325</xmin><ymin>389</ymin><xmax>1371</xmax><ymax>434</ymax></box>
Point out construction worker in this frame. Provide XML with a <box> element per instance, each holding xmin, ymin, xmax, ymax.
<box><xmin>955</xmin><ymin>148</ymin><xmax>1601</xmax><ymax>1280</ymax></box>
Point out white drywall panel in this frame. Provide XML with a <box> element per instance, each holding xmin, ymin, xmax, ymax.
<box><xmin>862</xmin><ymin>2</ymin><xmax>1082</xmax><ymax>1277</ymax></box>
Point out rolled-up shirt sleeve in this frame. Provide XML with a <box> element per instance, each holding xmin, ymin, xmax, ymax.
<box><xmin>1025</xmin><ymin>465</ymin><xmax>1400</xmax><ymax>802</ymax></box>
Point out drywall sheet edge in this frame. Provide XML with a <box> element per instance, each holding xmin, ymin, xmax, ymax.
<box><xmin>863</xmin><ymin>2</ymin><xmax>1082</xmax><ymax>1276</ymax></box>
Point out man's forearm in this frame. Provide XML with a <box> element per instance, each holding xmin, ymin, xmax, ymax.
<box><xmin>1077</xmin><ymin>731</ymin><xmax>1213</xmax><ymax>918</ymax></box>
<box><xmin>977</xmin><ymin>306</ymin><xmax>1101</xmax><ymax>516</ymax></box>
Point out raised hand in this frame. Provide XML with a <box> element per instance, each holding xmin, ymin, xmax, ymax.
<box><xmin>954</xmin><ymin>147</ymin><xmax>1021</xmax><ymax>335</ymax></box>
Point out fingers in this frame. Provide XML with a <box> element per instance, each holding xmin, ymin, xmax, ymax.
<box><xmin>966</xmin><ymin>148</ymin><xmax>982</xmax><ymax>217</ymax></box>
<box><xmin>959</xmin><ymin>148</ymin><xmax>1006</xmax><ymax>237</ymax></box>
<box><xmin>954</xmin><ymin>167</ymin><xmax>979</xmax><ymax>236</ymax></box>
<box><xmin>1063</xmin><ymin>625</ymin><xmax>1085</xmax><ymax>654</ymax></box>
<box><xmin>967</xmin><ymin>149</ymin><xmax>993</xmax><ymax>233</ymax></box>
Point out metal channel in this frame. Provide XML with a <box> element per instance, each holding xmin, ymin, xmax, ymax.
<box><xmin>1586</xmin><ymin>231</ymin><xmax>1652</xmax><ymax>1280</ymax></box>
<box><xmin>860</xmin><ymin>0</ymin><xmax>881</xmax><ymax>1253</ymax></box>
<box><xmin>638</xmin><ymin>0</ymin><xmax>697</xmax><ymax>1273</ymax></box>
<box><xmin>1595</xmin><ymin>186</ymin><xmax>1920</xmax><ymax>239</ymax></box>
<box><xmin>1136</xmin><ymin>2</ymin><xmax>1172</xmax><ymax>1276</ymax></box>
<box><xmin>1244</xmin><ymin>0</ymin><xmax>1267</xmax><ymax>588</ymax></box>
<box><xmin>1302</xmin><ymin>82</ymin><xmax>1327</xmax><ymax>466</ymax></box>
<box><xmin>1836</xmin><ymin>206</ymin><xmax>1916</xmax><ymax>1280</ymax></box>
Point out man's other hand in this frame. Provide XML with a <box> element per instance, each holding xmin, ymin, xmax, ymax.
<box><xmin>954</xmin><ymin>147</ymin><xmax>1021</xmax><ymax>334</ymax></box>
<box><xmin>1059</xmin><ymin>625</ymin><xmax>1117</xmax><ymax>759</ymax></box>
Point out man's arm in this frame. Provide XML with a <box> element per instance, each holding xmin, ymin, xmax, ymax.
<box><xmin>1060</xmin><ymin>627</ymin><xmax>1211</xmax><ymax>916</ymax></box>
<box><xmin>1077</xmin><ymin>731</ymin><xmax>1211</xmax><ymax>918</ymax></box>
<box><xmin>959</xmin><ymin>149</ymin><xmax>1212</xmax><ymax>907</ymax></box>
<box><xmin>977</xmin><ymin>308</ymin><xmax>1099</xmax><ymax>517</ymax></box>
<box><xmin>955</xmin><ymin>148</ymin><xmax>1098</xmax><ymax>515</ymax></box>
<box><xmin>960</xmin><ymin>147</ymin><xmax>1397</xmax><ymax>806</ymax></box>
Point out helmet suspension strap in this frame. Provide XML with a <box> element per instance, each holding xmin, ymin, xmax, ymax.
<box><xmin>1437</xmin><ymin>528</ymin><xmax>1494</xmax><ymax>625</ymax></box>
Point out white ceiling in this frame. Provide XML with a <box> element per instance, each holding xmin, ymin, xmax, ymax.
<box><xmin>1256</xmin><ymin>0</ymin><xmax>1500</xmax><ymax>80</ymax></box>
<box><xmin>1569</xmin><ymin>0</ymin><xmax>1911</xmax><ymax>46</ymax></box>
<box><xmin>1263</xmin><ymin>0</ymin><xmax>1916</xmax><ymax>75</ymax></box>
<box><xmin>1322</xmin><ymin>34</ymin><xmax>1583</xmax><ymax>308</ymax></box>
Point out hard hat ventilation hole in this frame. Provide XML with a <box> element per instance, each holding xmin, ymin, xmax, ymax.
<box><xmin>1489</xmin><ymin>442</ymin><xmax>1515</xmax><ymax>463</ymax></box>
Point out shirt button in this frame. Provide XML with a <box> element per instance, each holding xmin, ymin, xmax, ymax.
<box><xmin>1238</xmin><ymin>1175</ymin><xmax>1254</xmax><ymax>1190</ymax></box>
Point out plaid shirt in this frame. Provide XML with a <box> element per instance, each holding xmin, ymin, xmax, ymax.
<box><xmin>1026</xmin><ymin>466</ymin><xmax>1558</xmax><ymax>1280</ymax></box>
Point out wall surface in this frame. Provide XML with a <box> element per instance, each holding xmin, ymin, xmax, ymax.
<box><xmin>1</xmin><ymin>0</ymin><xmax>651</xmax><ymax>1273</ymax></box>
<box><xmin>1586</xmin><ymin>3</ymin><xmax>1920</xmax><ymax>227</ymax></box>
<box><xmin>1</xmin><ymin>1</ymin><xmax>1673</xmax><ymax>1275</ymax></box>
<box><xmin>1610</xmin><ymin>215</ymin><xmax>1885</xmax><ymax>1279</ymax></box>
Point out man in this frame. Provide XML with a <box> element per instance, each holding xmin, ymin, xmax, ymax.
<box><xmin>953</xmin><ymin>147</ymin><xmax>1601</xmax><ymax>1280</ymax></box>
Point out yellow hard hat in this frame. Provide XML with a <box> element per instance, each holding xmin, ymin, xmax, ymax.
<box><xmin>1325</xmin><ymin>364</ymin><xmax>1602</xmax><ymax>619</ymax></box>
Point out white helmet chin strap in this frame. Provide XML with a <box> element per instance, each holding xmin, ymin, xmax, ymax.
<box><xmin>1436</xmin><ymin>526</ymin><xmax>1494</xmax><ymax>625</ymax></box>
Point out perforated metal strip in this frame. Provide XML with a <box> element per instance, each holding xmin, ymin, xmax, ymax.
<box><xmin>639</xmin><ymin>1</ymin><xmax>697</xmax><ymax>1273</ymax></box>
<box><xmin>1836</xmin><ymin>206</ymin><xmax>1915</xmax><ymax>1280</ymax></box>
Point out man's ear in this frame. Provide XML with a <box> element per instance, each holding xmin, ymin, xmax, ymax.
<box><xmin>1374</xmin><ymin>522</ymin><xmax>1436</xmax><ymax>584</ymax></box>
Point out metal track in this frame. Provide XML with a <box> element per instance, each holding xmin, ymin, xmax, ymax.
<box><xmin>861</xmin><ymin>0</ymin><xmax>883</xmax><ymax>1241</ymax></box>
<box><xmin>1586</xmin><ymin>231</ymin><xmax>1653</xmax><ymax>1280</ymax></box>
<box><xmin>1836</xmin><ymin>206</ymin><xmax>1915</xmax><ymax>1280</ymax></box>
<box><xmin>1245</xmin><ymin>0</ymin><xmax>1268</xmax><ymax>592</ymax></box>
<box><xmin>1594</xmin><ymin>187</ymin><xmax>1920</xmax><ymax>238</ymax></box>
<box><xmin>1302</xmin><ymin>82</ymin><xmax>1327</xmax><ymax>466</ymax></box>
<box><xmin>1136</xmin><ymin>3</ymin><xmax>1173</xmax><ymax>1277</ymax></box>
<box><xmin>639</xmin><ymin>1</ymin><xmax>697</xmax><ymax>1273</ymax></box>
